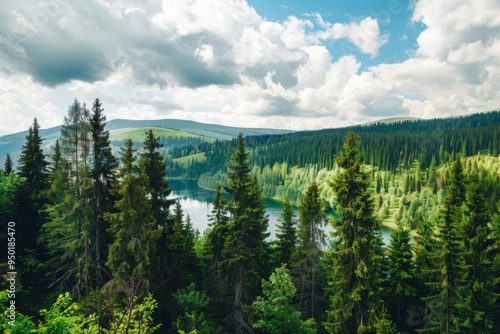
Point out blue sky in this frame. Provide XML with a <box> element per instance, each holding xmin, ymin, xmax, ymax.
<box><xmin>0</xmin><ymin>0</ymin><xmax>499</xmax><ymax>135</ymax></box>
<box><xmin>249</xmin><ymin>0</ymin><xmax>424</xmax><ymax>66</ymax></box>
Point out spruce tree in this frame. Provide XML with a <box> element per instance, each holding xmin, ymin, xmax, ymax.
<box><xmin>88</xmin><ymin>98</ymin><xmax>118</xmax><ymax>287</ymax></box>
<box><xmin>60</xmin><ymin>99</ymin><xmax>90</xmax><ymax>192</ymax></box>
<box><xmin>140</xmin><ymin>129</ymin><xmax>173</xmax><ymax>225</ymax></box>
<box><xmin>325</xmin><ymin>131</ymin><xmax>382</xmax><ymax>334</ymax></box>
<box><xmin>385</xmin><ymin>226</ymin><xmax>418</xmax><ymax>333</ymax></box>
<box><xmin>16</xmin><ymin>118</ymin><xmax>49</xmax><ymax>286</ymax></box>
<box><xmin>276</xmin><ymin>197</ymin><xmax>297</xmax><ymax>267</ymax></box>
<box><xmin>204</xmin><ymin>183</ymin><xmax>230</xmax><ymax>296</ymax></box>
<box><xmin>294</xmin><ymin>181</ymin><xmax>325</xmax><ymax>322</ymax></box>
<box><xmin>4</xmin><ymin>153</ymin><xmax>13</xmax><ymax>175</ymax></box>
<box><xmin>139</xmin><ymin>129</ymin><xmax>175</xmax><ymax>325</ymax></box>
<box><xmin>460</xmin><ymin>173</ymin><xmax>497</xmax><ymax>333</ymax></box>
<box><xmin>422</xmin><ymin>158</ymin><xmax>469</xmax><ymax>333</ymax></box>
<box><xmin>105</xmin><ymin>139</ymin><xmax>158</xmax><ymax>295</ymax></box>
<box><xmin>18</xmin><ymin>118</ymin><xmax>48</xmax><ymax>196</ymax></box>
<box><xmin>221</xmin><ymin>133</ymin><xmax>269</xmax><ymax>333</ymax></box>
<box><xmin>162</xmin><ymin>199</ymin><xmax>198</xmax><ymax>326</ymax></box>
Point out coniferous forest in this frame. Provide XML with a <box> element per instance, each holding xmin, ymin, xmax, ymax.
<box><xmin>1</xmin><ymin>99</ymin><xmax>500</xmax><ymax>334</ymax></box>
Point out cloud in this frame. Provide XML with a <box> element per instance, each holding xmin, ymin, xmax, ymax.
<box><xmin>1</xmin><ymin>0</ymin><xmax>500</xmax><ymax>136</ymax></box>
<box><xmin>315</xmin><ymin>15</ymin><xmax>389</xmax><ymax>58</ymax></box>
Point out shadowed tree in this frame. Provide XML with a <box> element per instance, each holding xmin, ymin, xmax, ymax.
<box><xmin>221</xmin><ymin>133</ymin><xmax>269</xmax><ymax>334</ymax></box>
<box><xmin>325</xmin><ymin>131</ymin><xmax>382</xmax><ymax>334</ymax></box>
<box><xmin>105</xmin><ymin>139</ymin><xmax>158</xmax><ymax>296</ymax></box>
<box><xmin>4</xmin><ymin>153</ymin><xmax>13</xmax><ymax>175</ymax></box>
<box><xmin>276</xmin><ymin>197</ymin><xmax>297</xmax><ymax>267</ymax></box>
<box><xmin>294</xmin><ymin>181</ymin><xmax>326</xmax><ymax>323</ymax></box>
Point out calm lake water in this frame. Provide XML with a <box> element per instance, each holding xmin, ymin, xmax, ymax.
<box><xmin>169</xmin><ymin>179</ymin><xmax>391</xmax><ymax>244</ymax></box>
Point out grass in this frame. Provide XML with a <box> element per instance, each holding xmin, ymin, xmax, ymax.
<box><xmin>109</xmin><ymin>127</ymin><xmax>214</xmax><ymax>142</ymax></box>
<box><xmin>173</xmin><ymin>152</ymin><xmax>207</xmax><ymax>168</ymax></box>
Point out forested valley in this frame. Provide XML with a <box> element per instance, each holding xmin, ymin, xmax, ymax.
<box><xmin>1</xmin><ymin>98</ymin><xmax>499</xmax><ymax>333</ymax></box>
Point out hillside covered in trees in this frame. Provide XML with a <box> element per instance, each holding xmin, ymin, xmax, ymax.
<box><xmin>1</xmin><ymin>99</ymin><xmax>499</xmax><ymax>333</ymax></box>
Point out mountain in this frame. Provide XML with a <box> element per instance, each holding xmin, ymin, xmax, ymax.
<box><xmin>0</xmin><ymin>118</ymin><xmax>294</xmax><ymax>169</ymax></box>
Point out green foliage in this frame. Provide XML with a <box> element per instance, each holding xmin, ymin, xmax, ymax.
<box><xmin>294</xmin><ymin>181</ymin><xmax>326</xmax><ymax>322</ymax></box>
<box><xmin>105</xmin><ymin>138</ymin><xmax>158</xmax><ymax>290</ymax></box>
<box><xmin>18</xmin><ymin>118</ymin><xmax>49</xmax><ymax>195</ymax></box>
<box><xmin>219</xmin><ymin>133</ymin><xmax>269</xmax><ymax>333</ymax></box>
<box><xmin>1</xmin><ymin>291</ymin><xmax>100</xmax><ymax>333</ymax></box>
<box><xmin>326</xmin><ymin>131</ymin><xmax>382</xmax><ymax>334</ymax></box>
<box><xmin>374</xmin><ymin>307</ymin><xmax>398</xmax><ymax>334</ymax></box>
<box><xmin>0</xmin><ymin>173</ymin><xmax>20</xmax><ymax>223</ymax></box>
<box><xmin>421</xmin><ymin>159</ymin><xmax>470</xmax><ymax>333</ymax></box>
<box><xmin>105</xmin><ymin>293</ymin><xmax>161</xmax><ymax>334</ymax></box>
<box><xmin>173</xmin><ymin>283</ymin><xmax>223</xmax><ymax>334</ymax></box>
<box><xmin>252</xmin><ymin>265</ymin><xmax>316</xmax><ymax>334</ymax></box>
<box><xmin>276</xmin><ymin>197</ymin><xmax>297</xmax><ymax>266</ymax></box>
<box><xmin>140</xmin><ymin>129</ymin><xmax>174</xmax><ymax>225</ymax></box>
<box><xmin>385</xmin><ymin>226</ymin><xmax>418</xmax><ymax>332</ymax></box>
<box><xmin>4</xmin><ymin>153</ymin><xmax>13</xmax><ymax>175</ymax></box>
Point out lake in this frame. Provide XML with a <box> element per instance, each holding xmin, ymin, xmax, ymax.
<box><xmin>169</xmin><ymin>179</ymin><xmax>391</xmax><ymax>244</ymax></box>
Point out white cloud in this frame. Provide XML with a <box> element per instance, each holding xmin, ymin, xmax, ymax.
<box><xmin>315</xmin><ymin>15</ymin><xmax>389</xmax><ymax>58</ymax></box>
<box><xmin>0</xmin><ymin>0</ymin><xmax>500</xmax><ymax>137</ymax></box>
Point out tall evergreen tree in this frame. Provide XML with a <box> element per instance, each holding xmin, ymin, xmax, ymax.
<box><xmin>88</xmin><ymin>98</ymin><xmax>118</xmax><ymax>288</ymax></box>
<box><xmin>276</xmin><ymin>197</ymin><xmax>297</xmax><ymax>267</ymax></box>
<box><xmin>422</xmin><ymin>158</ymin><xmax>469</xmax><ymax>333</ymax></box>
<box><xmin>16</xmin><ymin>118</ymin><xmax>49</xmax><ymax>285</ymax></box>
<box><xmin>221</xmin><ymin>133</ymin><xmax>269</xmax><ymax>334</ymax></box>
<box><xmin>41</xmin><ymin>101</ymin><xmax>97</xmax><ymax>298</ymax></box>
<box><xmin>325</xmin><ymin>131</ymin><xmax>382</xmax><ymax>334</ymax></box>
<box><xmin>204</xmin><ymin>183</ymin><xmax>230</xmax><ymax>295</ymax></box>
<box><xmin>105</xmin><ymin>139</ymin><xmax>158</xmax><ymax>294</ymax></box>
<box><xmin>139</xmin><ymin>129</ymin><xmax>176</xmax><ymax>327</ymax></box>
<box><xmin>460</xmin><ymin>173</ymin><xmax>497</xmax><ymax>333</ymax></box>
<box><xmin>385</xmin><ymin>226</ymin><xmax>418</xmax><ymax>333</ymax></box>
<box><xmin>18</xmin><ymin>118</ymin><xmax>48</xmax><ymax>196</ymax></box>
<box><xmin>140</xmin><ymin>129</ymin><xmax>173</xmax><ymax>225</ymax></box>
<box><xmin>294</xmin><ymin>181</ymin><xmax>325</xmax><ymax>322</ymax></box>
<box><xmin>4</xmin><ymin>153</ymin><xmax>13</xmax><ymax>175</ymax></box>
<box><xmin>60</xmin><ymin>99</ymin><xmax>90</xmax><ymax>191</ymax></box>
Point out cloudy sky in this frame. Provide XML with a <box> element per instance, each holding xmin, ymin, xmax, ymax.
<box><xmin>0</xmin><ymin>0</ymin><xmax>499</xmax><ymax>136</ymax></box>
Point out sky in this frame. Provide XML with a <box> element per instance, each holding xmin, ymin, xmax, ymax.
<box><xmin>0</xmin><ymin>0</ymin><xmax>499</xmax><ymax>136</ymax></box>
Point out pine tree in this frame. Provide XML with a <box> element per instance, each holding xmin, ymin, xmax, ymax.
<box><xmin>163</xmin><ymin>199</ymin><xmax>198</xmax><ymax>312</ymax></box>
<box><xmin>221</xmin><ymin>133</ymin><xmax>269</xmax><ymax>334</ymax></box>
<box><xmin>140</xmin><ymin>129</ymin><xmax>173</xmax><ymax>225</ymax></box>
<box><xmin>252</xmin><ymin>265</ymin><xmax>316</xmax><ymax>334</ymax></box>
<box><xmin>18</xmin><ymin>118</ymin><xmax>48</xmax><ymax>196</ymax></box>
<box><xmin>422</xmin><ymin>158</ymin><xmax>469</xmax><ymax>333</ymax></box>
<box><xmin>139</xmin><ymin>129</ymin><xmax>175</xmax><ymax>326</ymax></box>
<box><xmin>4</xmin><ymin>153</ymin><xmax>13</xmax><ymax>175</ymax></box>
<box><xmin>276</xmin><ymin>197</ymin><xmax>297</xmax><ymax>267</ymax></box>
<box><xmin>385</xmin><ymin>226</ymin><xmax>418</xmax><ymax>333</ymax></box>
<box><xmin>325</xmin><ymin>131</ymin><xmax>382</xmax><ymax>334</ymax></box>
<box><xmin>204</xmin><ymin>183</ymin><xmax>230</xmax><ymax>297</ymax></box>
<box><xmin>60</xmin><ymin>99</ymin><xmax>90</xmax><ymax>192</ymax></box>
<box><xmin>294</xmin><ymin>181</ymin><xmax>325</xmax><ymax>322</ymax></box>
<box><xmin>16</xmin><ymin>118</ymin><xmax>49</xmax><ymax>283</ymax></box>
<box><xmin>41</xmin><ymin>101</ymin><xmax>97</xmax><ymax>298</ymax></box>
<box><xmin>460</xmin><ymin>173</ymin><xmax>497</xmax><ymax>333</ymax></box>
<box><xmin>88</xmin><ymin>98</ymin><xmax>118</xmax><ymax>288</ymax></box>
<box><xmin>105</xmin><ymin>139</ymin><xmax>158</xmax><ymax>295</ymax></box>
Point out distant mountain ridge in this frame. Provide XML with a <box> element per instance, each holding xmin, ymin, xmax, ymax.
<box><xmin>0</xmin><ymin>118</ymin><xmax>294</xmax><ymax>167</ymax></box>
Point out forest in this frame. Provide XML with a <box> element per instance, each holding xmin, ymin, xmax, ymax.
<box><xmin>1</xmin><ymin>98</ymin><xmax>499</xmax><ymax>334</ymax></box>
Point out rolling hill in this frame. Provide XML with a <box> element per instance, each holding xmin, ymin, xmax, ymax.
<box><xmin>0</xmin><ymin>119</ymin><xmax>293</xmax><ymax>169</ymax></box>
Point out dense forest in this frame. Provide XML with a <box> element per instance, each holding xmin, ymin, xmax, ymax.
<box><xmin>1</xmin><ymin>99</ymin><xmax>499</xmax><ymax>333</ymax></box>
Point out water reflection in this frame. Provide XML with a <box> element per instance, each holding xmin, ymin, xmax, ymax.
<box><xmin>169</xmin><ymin>180</ymin><xmax>391</xmax><ymax>244</ymax></box>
